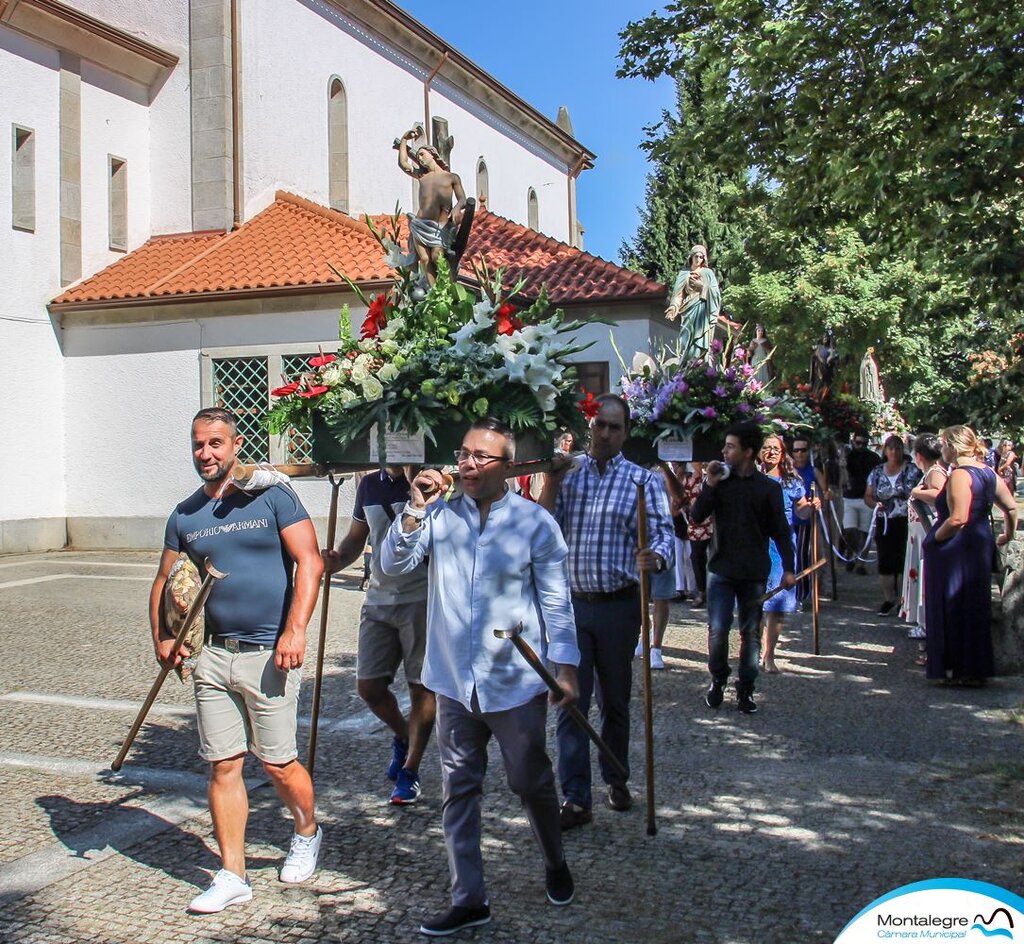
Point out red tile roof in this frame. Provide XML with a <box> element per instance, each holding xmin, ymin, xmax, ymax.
<box><xmin>51</xmin><ymin>191</ymin><xmax>665</xmax><ymax>309</ymax></box>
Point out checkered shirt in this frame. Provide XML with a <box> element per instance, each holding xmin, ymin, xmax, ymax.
<box><xmin>554</xmin><ymin>453</ymin><xmax>675</xmax><ymax>594</ymax></box>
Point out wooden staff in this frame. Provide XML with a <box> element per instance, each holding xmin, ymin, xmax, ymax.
<box><xmin>307</xmin><ymin>473</ymin><xmax>342</xmax><ymax>776</ymax></box>
<box><xmin>811</xmin><ymin>484</ymin><xmax>822</xmax><ymax>655</ymax></box>
<box><xmin>636</xmin><ymin>480</ymin><xmax>657</xmax><ymax>837</ymax></box>
<box><xmin>113</xmin><ymin>557</ymin><xmax>227</xmax><ymax>771</ymax></box>
<box><xmin>758</xmin><ymin>558</ymin><xmax>827</xmax><ymax>605</ymax></box>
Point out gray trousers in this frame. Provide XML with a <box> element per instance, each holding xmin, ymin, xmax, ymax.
<box><xmin>437</xmin><ymin>692</ymin><xmax>564</xmax><ymax>908</ymax></box>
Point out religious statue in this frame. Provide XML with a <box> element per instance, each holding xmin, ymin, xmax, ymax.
<box><xmin>810</xmin><ymin>329</ymin><xmax>839</xmax><ymax>397</ymax></box>
<box><xmin>395</xmin><ymin>126</ymin><xmax>470</xmax><ymax>293</ymax></box>
<box><xmin>665</xmin><ymin>244</ymin><xmax>722</xmax><ymax>361</ymax></box>
<box><xmin>749</xmin><ymin>322</ymin><xmax>775</xmax><ymax>385</ymax></box>
<box><xmin>859</xmin><ymin>346</ymin><xmax>885</xmax><ymax>404</ymax></box>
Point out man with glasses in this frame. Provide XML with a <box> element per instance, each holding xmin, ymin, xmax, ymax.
<box><xmin>843</xmin><ymin>434</ymin><xmax>881</xmax><ymax>575</ymax></box>
<box><xmin>381</xmin><ymin>418</ymin><xmax>580</xmax><ymax>937</ymax></box>
<box><xmin>539</xmin><ymin>394</ymin><xmax>674</xmax><ymax>829</ymax></box>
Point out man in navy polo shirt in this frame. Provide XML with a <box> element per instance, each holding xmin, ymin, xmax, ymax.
<box><xmin>149</xmin><ymin>408</ymin><xmax>324</xmax><ymax>914</ymax></box>
<box><xmin>325</xmin><ymin>467</ymin><xmax>434</xmax><ymax>804</ymax></box>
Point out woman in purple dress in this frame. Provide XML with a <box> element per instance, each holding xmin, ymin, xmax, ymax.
<box><xmin>923</xmin><ymin>426</ymin><xmax>1018</xmax><ymax>686</ymax></box>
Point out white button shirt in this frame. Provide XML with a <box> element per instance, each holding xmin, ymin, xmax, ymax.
<box><xmin>380</xmin><ymin>488</ymin><xmax>579</xmax><ymax>712</ymax></box>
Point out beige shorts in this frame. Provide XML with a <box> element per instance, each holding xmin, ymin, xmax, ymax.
<box><xmin>193</xmin><ymin>644</ymin><xmax>300</xmax><ymax>764</ymax></box>
<box><xmin>357</xmin><ymin>601</ymin><xmax>427</xmax><ymax>684</ymax></box>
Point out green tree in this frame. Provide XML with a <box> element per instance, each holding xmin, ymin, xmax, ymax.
<box><xmin>620</xmin><ymin>74</ymin><xmax>755</xmax><ymax>286</ymax></box>
<box><xmin>618</xmin><ymin>0</ymin><xmax>1024</xmax><ymax>310</ymax></box>
<box><xmin>724</xmin><ymin>217</ymin><xmax>991</xmax><ymax>428</ymax></box>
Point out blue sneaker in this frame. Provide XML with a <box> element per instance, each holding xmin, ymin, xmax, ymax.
<box><xmin>390</xmin><ymin>767</ymin><xmax>421</xmax><ymax>805</ymax></box>
<box><xmin>387</xmin><ymin>736</ymin><xmax>408</xmax><ymax>783</ymax></box>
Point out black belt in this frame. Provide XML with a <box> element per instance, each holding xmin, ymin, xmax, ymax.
<box><xmin>572</xmin><ymin>585</ymin><xmax>638</xmax><ymax>603</ymax></box>
<box><xmin>206</xmin><ymin>635</ymin><xmax>271</xmax><ymax>653</ymax></box>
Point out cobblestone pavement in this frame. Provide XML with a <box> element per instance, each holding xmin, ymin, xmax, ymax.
<box><xmin>1</xmin><ymin>550</ymin><xmax>1022</xmax><ymax>943</ymax></box>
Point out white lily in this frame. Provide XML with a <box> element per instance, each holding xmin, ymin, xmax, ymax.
<box><xmin>632</xmin><ymin>351</ymin><xmax>657</xmax><ymax>374</ymax></box>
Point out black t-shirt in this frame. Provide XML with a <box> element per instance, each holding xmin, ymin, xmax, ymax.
<box><xmin>845</xmin><ymin>448</ymin><xmax>882</xmax><ymax>499</ymax></box>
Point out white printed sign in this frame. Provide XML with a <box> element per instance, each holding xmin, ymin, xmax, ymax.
<box><xmin>657</xmin><ymin>438</ymin><xmax>694</xmax><ymax>462</ymax></box>
<box><xmin>368</xmin><ymin>425</ymin><xmax>426</xmax><ymax>463</ymax></box>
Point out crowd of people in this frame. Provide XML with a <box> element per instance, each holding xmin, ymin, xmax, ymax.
<box><xmin>149</xmin><ymin>404</ymin><xmax>1017</xmax><ymax>934</ymax></box>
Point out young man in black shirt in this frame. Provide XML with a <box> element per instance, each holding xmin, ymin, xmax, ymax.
<box><xmin>843</xmin><ymin>435</ymin><xmax>882</xmax><ymax>574</ymax></box>
<box><xmin>691</xmin><ymin>422</ymin><xmax>795</xmax><ymax>713</ymax></box>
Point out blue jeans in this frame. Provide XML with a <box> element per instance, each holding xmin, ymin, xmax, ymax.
<box><xmin>706</xmin><ymin>572</ymin><xmax>765</xmax><ymax>692</ymax></box>
<box><xmin>556</xmin><ymin>594</ymin><xmax>640</xmax><ymax>809</ymax></box>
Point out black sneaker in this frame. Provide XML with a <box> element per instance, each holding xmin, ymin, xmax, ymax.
<box><xmin>737</xmin><ymin>690</ymin><xmax>758</xmax><ymax>714</ymax></box>
<box><xmin>877</xmin><ymin>600</ymin><xmax>895</xmax><ymax>616</ymax></box>
<box><xmin>704</xmin><ymin>679</ymin><xmax>724</xmax><ymax>709</ymax></box>
<box><xmin>559</xmin><ymin>801</ymin><xmax>592</xmax><ymax>830</ymax></box>
<box><xmin>545</xmin><ymin>860</ymin><xmax>575</xmax><ymax>906</ymax></box>
<box><xmin>607</xmin><ymin>784</ymin><xmax>633</xmax><ymax>811</ymax></box>
<box><xmin>420</xmin><ymin>904</ymin><xmax>492</xmax><ymax>937</ymax></box>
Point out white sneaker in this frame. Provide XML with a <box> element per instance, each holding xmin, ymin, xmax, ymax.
<box><xmin>188</xmin><ymin>869</ymin><xmax>252</xmax><ymax>914</ymax></box>
<box><xmin>280</xmin><ymin>825</ymin><xmax>323</xmax><ymax>884</ymax></box>
<box><xmin>650</xmin><ymin>648</ymin><xmax>665</xmax><ymax>670</ymax></box>
<box><xmin>907</xmin><ymin>625</ymin><xmax>926</xmax><ymax>639</ymax></box>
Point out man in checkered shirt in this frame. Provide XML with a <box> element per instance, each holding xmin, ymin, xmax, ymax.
<box><xmin>540</xmin><ymin>394</ymin><xmax>674</xmax><ymax>828</ymax></box>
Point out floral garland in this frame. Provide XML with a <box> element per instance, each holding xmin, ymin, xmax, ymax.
<box><xmin>265</xmin><ymin>213</ymin><xmax>594</xmax><ymax>456</ymax></box>
<box><xmin>618</xmin><ymin>337</ymin><xmax>808</xmax><ymax>444</ymax></box>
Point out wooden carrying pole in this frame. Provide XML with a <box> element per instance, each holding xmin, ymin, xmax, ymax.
<box><xmin>636</xmin><ymin>481</ymin><xmax>657</xmax><ymax>837</ymax></box>
<box><xmin>306</xmin><ymin>473</ymin><xmax>342</xmax><ymax>776</ymax></box>
<box><xmin>113</xmin><ymin>558</ymin><xmax>227</xmax><ymax>771</ymax></box>
<box><xmin>811</xmin><ymin>485</ymin><xmax>822</xmax><ymax>655</ymax></box>
<box><xmin>758</xmin><ymin>558</ymin><xmax>827</xmax><ymax>605</ymax></box>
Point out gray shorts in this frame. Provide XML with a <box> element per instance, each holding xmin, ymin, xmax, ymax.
<box><xmin>193</xmin><ymin>644</ymin><xmax>300</xmax><ymax>764</ymax></box>
<box><xmin>357</xmin><ymin>601</ymin><xmax>427</xmax><ymax>684</ymax></box>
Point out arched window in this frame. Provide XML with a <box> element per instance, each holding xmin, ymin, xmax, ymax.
<box><xmin>527</xmin><ymin>187</ymin><xmax>539</xmax><ymax>230</ymax></box>
<box><xmin>476</xmin><ymin>158</ymin><xmax>488</xmax><ymax>207</ymax></box>
<box><xmin>328</xmin><ymin>78</ymin><xmax>349</xmax><ymax>212</ymax></box>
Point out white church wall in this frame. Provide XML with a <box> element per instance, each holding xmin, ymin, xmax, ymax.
<box><xmin>239</xmin><ymin>0</ymin><xmax>571</xmax><ymax>239</ymax></box>
<box><xmin>0</xmin><ymin>29</ymin><xmax>67</xmax><ymax>551</ymax></box>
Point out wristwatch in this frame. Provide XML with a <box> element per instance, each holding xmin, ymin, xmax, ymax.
<box><xmin>403</xmin><ymin>502</ymin><xmax>426</xmax><ymax>520</ymax></box>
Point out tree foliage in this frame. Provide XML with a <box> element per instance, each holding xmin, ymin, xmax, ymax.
<box><xmin>618</xmin><ymin>0</ymin><xmax>1024</xmax><ymax>310</ymax></box>
<box><xmin>619</xmin><ymin>74</ymin><xmax>757</xmax><ymax>287</ymax></box>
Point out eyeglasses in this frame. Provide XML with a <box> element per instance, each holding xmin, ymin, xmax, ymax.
<box><xmin>454</xmin><ymin>449</ymin><xmax>507</xmax><ymax>466</ymax></box>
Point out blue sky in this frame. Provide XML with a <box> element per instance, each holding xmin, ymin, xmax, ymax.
<box><xmin>398</xmin><ymin>0</ymin><xmax>675</xmax><ymax>266</ymax></box>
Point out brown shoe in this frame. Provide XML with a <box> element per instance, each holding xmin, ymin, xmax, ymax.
<box><xmin>607</xmin><ymin>784</ymin><xmax>633</xmax><ymax>812</ymax></box>
<box><xmin>559</xmin><ymin>801</ymin><xmax>592</xmax><ymax>830</ymax></box>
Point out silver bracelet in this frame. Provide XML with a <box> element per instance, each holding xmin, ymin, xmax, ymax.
<box><xmin>403</xmin><ymin>502</ymin><xmax>426</xmax><ymax>520</ymax></box>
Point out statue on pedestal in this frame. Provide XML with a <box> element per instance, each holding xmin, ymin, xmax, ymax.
<box><xmin>395</xmin><ymin>126</ymin><xmax>471</xmax><ymax>293</ymax></box>
<box><xmin>859</xmin><ymin>346</ymin><xmax>885</xmax><ymax>404</ymax></box>
<box><xmin>749</xmin><ymin>323</ymin><xmax>774</xmax><ymax>384</ymax></box>
<box><xmin>665</xmin><ymin>244</ymin><xmax>722</xmax><ymax>362</ymax></box>
<box><xmin>810</xmin><ymin>330</ymin><xmax>839</xmax><ymax>397</ymax></box>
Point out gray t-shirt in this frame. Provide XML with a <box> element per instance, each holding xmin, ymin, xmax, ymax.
<box><xmin>163</xmin><ymin>484</ymin><xmax>309</xmax><ymax>645</ymax></box>
<box><xmin>353</xmin><ymin>471</ymin><xmax>427</xmax><ymax>605</ymax></box>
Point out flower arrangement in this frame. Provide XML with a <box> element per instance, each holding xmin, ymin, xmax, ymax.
<box><xmin>870</xmin><ymin>397</ymin><xmax>910</xmax><ymax>439</ymax></box>
<box><xmin>618</xmin><ymin>337</ymin><xmax>805</xmax><ymax>446</ymax></box>
<box><xmin>776</xmin><ymin>380</ymin><xmax>874</xmax><ymax>441</ymax></box>
<box><xmin>265</xmin><ymin>213</ymin><xmax>594</xmax><ymax>462</ymax></box>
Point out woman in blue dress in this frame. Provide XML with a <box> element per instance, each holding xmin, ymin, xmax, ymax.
<box><xmin>759</xmin><ymin>435</ymin><xmax>817</xmax><ymax>672</ymax></box>
<box><xmin>924</xmin><ymin>426</ymin><xmax>1018</xmax><ymax>685</ymax></box>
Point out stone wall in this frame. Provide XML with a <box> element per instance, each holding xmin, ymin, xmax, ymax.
<box><xmin>994</xmin><ymin>537</ymin><xmax>1024</xmax><ymax>675</ymax></box>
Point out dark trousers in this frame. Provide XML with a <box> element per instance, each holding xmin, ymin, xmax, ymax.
<box><xmin>690</xmin><ymin>538</ymin><xmax>710</xmax><ymax>593</ymax></box>
<box><xmin>437</xmin><ymin>693</ymin><xmax>563</xmax><ymax>908</ymax></box>
<box><xmin>706</xmin><ymin>572</ymin><xmax>765</xmax><ymax>692</ymax></box>
<box><xmin>556</xmin><ymin>594</ymin><xmax>640</xmax><ymax>809</ymax></box>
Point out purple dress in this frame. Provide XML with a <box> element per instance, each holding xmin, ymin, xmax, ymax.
<box><xmin>923</xmin><ymin>465</ymin><xmax>997</xmax><ymax>681</ymax></box>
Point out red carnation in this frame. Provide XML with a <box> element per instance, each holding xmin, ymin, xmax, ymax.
<box><xmin>309</xmin><ymin>353</ymin><xmax>337</xmax><ymax>368</ymax></box>
<box><xmin>361</xmin><ymin>293</ymin><xmax>391</xmax><ymax>339</ymax></box>
<box><xmin>578</xmin><ymin>390</ymin><xmax>600</xmax><ymax>420</ymax></box>
<box><xmin>495</xmin><ymin>301</ymin><xmax>523</xmax><ymax>336</ymax></box>
<box><xmin>298</xmin><ymin>385</ymin><xmax>329</xmax><ymax>398</ymax></box>
<box><xmin>271</xmin><ymin>381</ymin><xmax>301</xmax><ymax>397</ymax></box>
